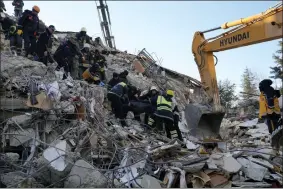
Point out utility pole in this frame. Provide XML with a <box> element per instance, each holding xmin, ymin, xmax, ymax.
<box><xmin>96</xmin><ymin>0</ymin><xmax>116</xmax><ymax>49</ymax></box>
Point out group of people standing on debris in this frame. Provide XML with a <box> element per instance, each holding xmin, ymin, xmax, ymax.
<box><xmin>1</xmin><ymin>1</ymin><xmax>108</xmax><ymax>82</ymax></box>
<box><xmin>107</xmin><ymin>77</ymin><xmax>183</xmax><ymax>142</ymax></box>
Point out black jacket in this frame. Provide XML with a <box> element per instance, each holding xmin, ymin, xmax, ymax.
<box><xmin>108</xmin><ymin>78</ymin><xmax>120</xmax><ymax>90</ymax></box>
<box><xmin>36</xmin><ymin>28</ymin><xmax>52</xmax><ymax>57</ymax></box>
<box><xmin>18</xmin><ymin>10</ymin><xmax>39</xmax><ymax>35</ymax></box>
<box><xmin>12</xmin><ymin>0</ymin><xmax>24</xmax><ymax>10</ymax></box>
<box><xmin>54</xmin><ymin>40</ymin><xmax>82</xmax><ymax>63</ymax></box>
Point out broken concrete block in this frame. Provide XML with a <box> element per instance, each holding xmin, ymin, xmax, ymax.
<box><xmin>35</xmin><ymin>140</ymin><xmax>75</xmax><ymax>187</ymax></box>
<box><xmin>0</xmin><ymin>171</ymin><xmax>42</xmax><ymax>188</ymax></box>
<box><xmin>222</xmin><ymin>155</ymin><xmax>242</xmax><ymax>173</ymax></box>
<box><xmin>183</xmin><ymin>162</ymin><xmax>205</xmax><ymax>173</ymax></box>
<box><xmin>7</xmin><ymin>128</ymin><xmax>35</xmax><ymax>147</ymax></box>
<box><xmin>4</xmin><ymin>152</ymin><xmax>19</xmax><ymax>162</ymax></box>
<box><xmin>237</xmin><ymin>157</ymin><xmax>268</xmax><ymax>181</ymax></box>
<box><xmin>8</xmin><ymin>114</ymin><xmax>32</xmax><ymax>128</ymax></box>
<box><xmin>64</xmin><ymin>160</ymin><xmax>108</xmax><ymax>188</ymax></box>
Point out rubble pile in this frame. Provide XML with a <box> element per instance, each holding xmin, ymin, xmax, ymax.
<box><xmin>0</xmin><ymin>30</ymin><xmax>282</xmax><ymax>188</ymax></box>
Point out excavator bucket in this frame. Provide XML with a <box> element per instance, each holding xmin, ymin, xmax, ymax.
<box><xmin>184</xmin><ymin>103</ymin><xmax>225</xmax><ymax>139</ymax></box>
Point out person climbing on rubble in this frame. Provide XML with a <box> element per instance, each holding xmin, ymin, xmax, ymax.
<box><xmin>35</xmin><ymin>25</ymin><xmax>55</xmax><ymax>65</ymax></box>
<box><xmin>107</xmin><ymin>72</ymin><xmax>120</xmax><ymax>90</ymax></box>
<box><xmin>119</xmin><ymin>70</ymin><xmax>129</xmax><ymax>84</ymax></box>
<box><xmin>172</xmin><ymin>95</ymin><xmax>183</xmax><ymax>141</ymax></box>
<box><xmin>153</xmin><ymin>89</ymin><xmax>183</xmax><ymax>141</ymax></box>
<box><xmin>53</xmin><ymin>38</ymin><xmax>84</xmax><ymax>80</ymax></box>
<box><xmin>17</xmin><ymin>5</ymin><xmax>40</xmax><ymax>58</ymax></box>
<box><xmin>8</xmin><ymin>24</ymin><xmax>23</xmax><ymax>55</ymax></box>
<box><xmin>82</xmin><ymin>63</ymin><xmax>101</xmax><ymax>85</ymax></box>
<box><xmin>12</xmin><ymin>0</ymin><xmax>24</xmax><ymax>18</ymax></box>
<box><xmin>93</xmin><ymin>49</ymin><xmax>107</xmax><ymax>82</ymax></box>
<box><xmin>107</xmin><ymin>82</ymin><xmax>130</xmax><ymax>127</ymax></box>
<box><xmin>258</xmin><ymin>79</ymin><xmax>282</xmax><ymax>149</ymax></box>
<box><xmin>76</xmin><ymin>27</ymin><xmax>90</xmax><ymax>49</ymax></box>
<box><xmin>79</xmin><ymin>43</ymin><xmax>92</xmax><ymax>78</ymax></box>
<box><xmin>139</xmin><ymin>86</ymin><xmax>160</xmax><ymax>127</ymax></box>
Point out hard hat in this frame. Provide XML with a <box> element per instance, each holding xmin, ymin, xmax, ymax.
<box><xmin>48</xmin><ymin>25</ymin><xmax>56</xmax><ymax>31</ymax></box>
<box><xmin>32</xmin><ymin>5</ymin><xmax>40</xmax><ymax>13</ymax></box>
<box><xmin>166</xmin><ymin>89</ymin><xmax>174</xmax><ymax>97</ymax></box>
<box><xmin>150</xmin><ymin>86</ymin><xmax>158</xmax><ymax>91</ymax></box>
<box><xmin>81</xmin><ymin>27</ymin><xmax>87</xmax><ymax>32</ymax></box>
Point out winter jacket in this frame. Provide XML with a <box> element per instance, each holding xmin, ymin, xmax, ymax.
<box><xmin>18</xmin><ymin>10</ymin><xmax>39</xmax><ymax>35</ymax></box>
<box><xmin>259</xmin><ymin>91</ymin><xmax>281</xmax><ymax>119</ymax></box>
<box><xmin>109</xmin><ymin>82</ymin><xmax>129</xmax><ymax>99</ymax></box>
<box><xmin>12</xmin><ymin>0</ymin><xmax>24</xmax><ymax>10</ymax></box>
<box><xmin>36</xmin><ymin>28</ymin><xmax>52</xmax><ymax>57</ymax></box>
<box><xmin>53</xmin><ymin>40</ymin><xmax>82</xmax><ymax>63</ymax></box>
<box><xmin>108</xmin><ymin>78</ymin><xmax>120</xmax><ymax>90</ymax></box>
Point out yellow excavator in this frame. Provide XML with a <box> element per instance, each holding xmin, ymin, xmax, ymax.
<box><xmin>185</xmin><ymin>2</ymin><xmax>283</xmax><ymax>139</ymax></box>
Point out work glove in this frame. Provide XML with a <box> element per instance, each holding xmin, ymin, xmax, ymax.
<box><xmin>17</xmin><ymin>29</ymin><xmax>23</xmax><ymax>35</ymax></box>
<box><xmin>44</xmin><ymin>51</ymin><xmax>48</xmax><ymax>56</ymax></box>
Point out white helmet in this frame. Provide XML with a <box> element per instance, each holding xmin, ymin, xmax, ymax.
<box><xmin>81</xmin><ymin>27</ymin><xmax>87</xmax><ymax>32</ymax></box>
<box><xmin>150</xmin><ymin>86</ymin><xmax>158</xmax><ymax>91</ymax></box>
<box><xmin>84</xmin><ymin>43</ymin><xmax>91</xmax><ymax>48</ymax></box>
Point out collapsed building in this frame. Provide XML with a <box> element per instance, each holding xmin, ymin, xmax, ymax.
<box><xmin>0</xmin><ymin>13</ymin><xmax>282</xmax><ymax>188</ymax></box>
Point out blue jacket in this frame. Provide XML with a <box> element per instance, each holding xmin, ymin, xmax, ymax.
<box><xmin>18</xmin><ymin>10</ymin><xmax>39</xmax><ymax>35</ymax></box>
<box><xmin>109</xmin><ymin>82</ymin><xmax>128</xmax><ymax>97</ymax></box>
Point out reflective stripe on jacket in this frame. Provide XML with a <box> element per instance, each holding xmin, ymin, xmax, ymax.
<box><xmin>157</xmin><ymin>96</ymin><xmax>172</xmax><ymax>112</ymax></box>
<box><xmin>109</xmin><ymin>82</ymin><xmax>127</xmax><ymax>97</ymax></box>
<box><xmin>259</xmin><ymin>92</ymin><xmax>280</xmax><ymax>118</ymax></box>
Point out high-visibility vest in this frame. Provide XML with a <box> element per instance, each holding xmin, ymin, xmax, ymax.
<box><xmin>259</xmin><ymin>92</ymin><xmax>280</xmax><ymax>118</ymax></box>
<box><xmin>118</xmin><ymin>82</ymin><xmax>126</xmax><ymax>87</ymax></box>
<box><xmin>157</xmin><ymin>96</ymin><xmax>172</xmax><ymax>112</ymax></box>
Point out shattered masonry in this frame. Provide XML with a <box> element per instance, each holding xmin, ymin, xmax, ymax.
<box><xmin>0</xmin><ymin>14</ymin><xmax>282</xmax><ymax>189</ymax></box>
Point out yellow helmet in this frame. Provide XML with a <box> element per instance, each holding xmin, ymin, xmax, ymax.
<box><xmin>166</xmin><ymin>89</ymin><xmax>174</xmax><ymax>96</ymax></box>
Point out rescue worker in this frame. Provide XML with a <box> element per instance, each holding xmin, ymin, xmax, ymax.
<box><xmin>259</xmin><ymin>79</ymin><xmax>282</xmax><ymax>149</ymax></box>
<box><xmin>53</xmin><ymin>38</ymin><xmax>84</xmax><ymax>79</ymax></box>
<box><xmin>107</xmin><ymin>82</ymin><xmax>130</xmax><ymax>127</ymax></box>
<box><xmin>12</xmin><ymin>0</ymin><xmax>24</xmax><ymax>18</ymax></box>
<box><xmin>119</xmin><ymin>70</ymin><xmax>129</xmax><ymax>84</ymax></box>
<box><xmin>17</xmin><ymin>5</ymin><xmax>40</xmax><ymax>58</ymax></box>
<box><xmin>76</xmin><ymin>27</ymin><xmax>90</xmax><ymax>49</ymax></box>
<box><xmin>139</xmin><ymin>86</ymin><xmax>159</xmax><ymax>127</ymax></box>
<box><xmin>154</xmin><ymin>90</ymin><xmax>183</xmax><ymax>141</ymax></box>
<box><xmin>82</xmin><ymin>63</ymin><xmax>101</xmax><ymax>85</ymax></box>
<box><xmin>107</xmin><ymin>72</ymin><xmax>120</xmax><ymax>90</ymax></box>
<box><xmin>93</xmin><ymin>50</ymin><xmax>107</xmax><ymax>81</ymax></box>
<box><xmin>8</xmin><ymin>24</ymin><xmax>23</xmax><ymax>55</ymax></box>
<box><xmin>35</xmin><ymin>25</ymin><xmax>55</xmax><ymax>65</ymax></box>
<box><xmin>79</xmin><ymin>43</ymin><xmax>91</xmax><ymax>78</ymax></box>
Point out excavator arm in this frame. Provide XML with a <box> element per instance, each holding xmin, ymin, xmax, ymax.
<box><xmin>186</xmin><ymin>3</ymin><xmax>283</xmax><ymax>140</ymax></box>
<box><xmin>193</xmin><ymin>3</ymin><xmax>282</xmax><ymax>109</ymax></box>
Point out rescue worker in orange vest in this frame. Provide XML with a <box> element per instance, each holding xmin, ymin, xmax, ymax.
<box><xmin>259</xmin><ymin>79</ymin><xmax>282</xmax><ymax>149</ymax></box>
<box><xmin>107</xmin><ymin>82</ymin><xmax>130</xmax><ymax>127</ymax></box>
<box><xmin>154</xmin><ymin>89</ymin><xmax>183</xmax><ymax>141</ymax></box>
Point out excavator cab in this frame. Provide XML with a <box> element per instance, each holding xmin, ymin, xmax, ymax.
<box><xmin>184</xmin><ymin>103</ymin><xmax>225</xmax><ymax>139</ymax></box>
